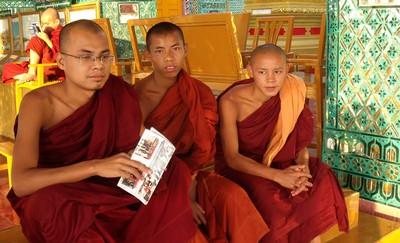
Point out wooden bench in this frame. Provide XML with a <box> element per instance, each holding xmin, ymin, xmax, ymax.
<box><xmin>0</xmin><ymin>225</ymin><xmax>28</xmax><ymax>243</ymax></box>
<box><xmin>0</xmin><ymin>141</ymin><xmax>13</xmax><ymax>188</ymax></box>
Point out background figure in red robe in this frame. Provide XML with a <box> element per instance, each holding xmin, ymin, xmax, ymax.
<box><xmin>134</xmin><ymin>22</ymin><xmax>269</xmax><ymax>242</ymax></box>
<box><xmin>2</xmin><ymin>7</ymin><xmax>65</xmax><ymax>83</ymax></box>
<box><xmin>7</xmin><ymin>20</ymin><xmax>195</xmax><ymax>242</ymax></box>
<box><xmin>215</xmin><ymin>44</ymin><xmax>349</xmax><ymax>243</ymax></box>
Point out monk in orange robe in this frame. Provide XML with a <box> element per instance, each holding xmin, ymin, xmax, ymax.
<box><xmin>2</xmin><ymin>8</ymin><xmax>64</xmax><ymax>83</ymax></box>
<box><xmin>215</xmin><ymin>44</ymin><xmax>349</xmax><ymax>243</ymax></box>
<box><xmin>134</xmin><ymin>22</ymin><xmax>269</xmax><ymax>242</ymax></box>
<box><xmin>7</xmin><ymin>20</ymin><xmax>195</xmax><ymax>242</ymax></box>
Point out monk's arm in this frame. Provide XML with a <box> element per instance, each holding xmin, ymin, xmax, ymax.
<box><xmin>219</xmin><ymin>96</ymin><xmax>278</xmax><ymax>179</ymax></box>
<box><xmin>12</xmin><ymin>92</ymin><xmax>150</xmax><ymax>197</ymax></box>
<box><xmin>295</xmin><ymin>147</ymin><xmax>309</xmax><ymax>168</ymax></box>
<box><xmin>36</xmin><ymin>32</ymin><xmax>53</xmax><ymax>49</ymax></box>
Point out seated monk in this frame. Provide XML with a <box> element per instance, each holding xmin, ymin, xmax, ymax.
<box><xmin>7</xmin><ymin>20</ymin><xmax>196</xmax><ymax>242</ymax></box>
<box><xmin>215</xmin><ymin>44</ymin><xmax>349</xmax><ymax>243</ymax></box>
<box><xmin>134</xmin><ymin>22</ymin><xmax>269</xmax><ymax>242</ymax></box>
<box><xmin>2</xmin><ymin>7</ymin><xmax>64</xmax><ymax>83</ymax></box>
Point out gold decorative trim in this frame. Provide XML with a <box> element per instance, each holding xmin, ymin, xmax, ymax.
<box><xmin>272</xmin><ymin>8</ymin><xmax>326</xmax><ymax>14</ymax></box>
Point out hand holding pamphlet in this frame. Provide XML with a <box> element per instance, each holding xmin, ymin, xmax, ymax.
<box><xmin>117</xmin><ymin>127</ymin><xmax>175</xmax><ymax>205</ymax></box>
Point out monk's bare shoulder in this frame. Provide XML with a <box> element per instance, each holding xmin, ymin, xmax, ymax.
<box><xmin>20</xmin><ymin>84</ymin><xmax>55</xmax><ymax>111</ymax></box>
<box><xmin>19</xmin><ymin>83</ymin><xmax>76</xmax><ymax>129</ymax></box>
<box><xmin>220</xmin><ymin>84</ymin><xmax>251</xmax><ymax>105</ymax></box>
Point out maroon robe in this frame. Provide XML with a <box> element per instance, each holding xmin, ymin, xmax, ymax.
<box><xmin>215</xmin><ymin>79</ymin><xmax>349</xmax><ymax>243</ymax></box>
<box><xmin>2</xmin><ymin>25</ymin><xmax>65</xmax><ymax>83</ymax></box>
<box><xmin>144</xmin><ymin>70</ymin><xmax>269</xmax><ymax>242</ymax></box>
<box><xmin>7</xmin><ymin>75</ymin><xmax>195</xmax><ymax>242</ymax></box>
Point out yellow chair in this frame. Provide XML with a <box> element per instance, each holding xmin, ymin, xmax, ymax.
<box><xmin>171</xmin><ymin>13</ymin><xmax>247</xmax><ymax>93</ymax></box>
<box><xmin>287</xmin><ymin>13</ymin><xmax>326</xmax><ymax>158</ymax></box>
<box><xmin>91</xmin><ymin>18</ymin><xmax>134</xmax><ymax>77</ymax></box>
<box><xmin>233</xmin><ymin>12</ymin><xmax>251</xmax><ymax>52</ymax></box>
<box><xmin>15</xmin><ymin>63</ymin><xmax>61</xmax><ymax>114</ymax></box>
<box><xmin>0</xmin><ymin>141</ymin><xmax>14</xmax><ymax>188</ymax></box>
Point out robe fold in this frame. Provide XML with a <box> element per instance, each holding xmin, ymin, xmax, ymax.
<box><xmin>2</xmin><ymin>25</ymin><xmax>65</xmax><ymax>83</ymax></box>
<box><xmin>7</xmin><ymin>75</ymin><xmax>195</xmax><ymax>243</ymax></box>
<box><xmin>144</xmin><ymin>70</ymin><xmax>269</xmax><ymax>243</ymax></box>
<box><xmin>215</xmin><ymin>77</ymin><xmax>349</xmax><ymax>243</ymax></box>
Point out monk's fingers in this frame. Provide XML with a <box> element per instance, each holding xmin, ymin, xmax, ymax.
<box><xmin>289</xmin><ymin>165</ymin><xmax>305</xmax><ymax>171</ymax></box>
<box><xmin>194</xmin><ymin>204</ymin><xmax>207</xmax><ymax>225</ymax></box>
<box><xmin>296</xmin><ymin>176</ymin><xmax>308</xmax><ymax>186</ymax></box>
<box><xmin>129</xmin><ymin>160</ymin><xmax>152</xmax><ymax>175</ymax></box>
<box><xmin>296</xmin><ymin>171</ymin><xmax>312</xmax><ymax>179</ymax></box>
<box><xmin>303</xmin><ymin>180</ymin><xmax>313</xmax><ymax>188</ymax></box>
<box><xmin>190</xmin><ymin>201</ymin><xmax>206</xmax><ymax>225</ymax></box>
<box><xmin>291</xmin><ymin>183</ymin><xmax>309</xmax><ymax>196</ymax></box>
<box><xmin>197</xmin><ymin>211</ymin><xmax>207</xmax><ymax>225</ymax></box>
<box><xmin>121</xmin><ymin>168</ymin><xmax>144</xmax><ymax>181</ymax></box>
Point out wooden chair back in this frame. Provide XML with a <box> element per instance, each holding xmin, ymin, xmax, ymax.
<box><xmin>171</xmin><ymin>13</ymin><xmax>246</xmax><ymax>92</ymax></box>
<box><xmin>252</xmin><ymin>16</ymin><xmax>294</xmax><ymax>53</ymax></box>
<box><xmin>233</xmin><ymin>12</ymin><xmax>251</xmax><ymax>51</ymax></box>
<box><xmin>287</xmin><ymin>13</ymin><xmax>326</xmax><ymax>158</ymax></box>
<box><xmin>91</xmin><ymin>18</ymin><xmax>117</xmax><ymax>58</ymax></box>
<box><xmin>127</xmin><ymin>17</ymin><xmax>170</xmax><ymax>72</ymax></box>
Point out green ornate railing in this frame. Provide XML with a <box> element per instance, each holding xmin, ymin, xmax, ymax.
<box><xmin>325</xmin><ymin>0</ymin><xmax>400</xmax><ymax>208</ymax></box>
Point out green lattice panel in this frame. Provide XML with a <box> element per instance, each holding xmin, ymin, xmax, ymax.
<box><xmin>101</xmin><ymin>1</ymin><xmax>156</xmax><ymax>59</ymax></box>
<box><xmin>325</xmin><ymin>0</ymin><xmax>400</xmax><ymax>208</ymax></box>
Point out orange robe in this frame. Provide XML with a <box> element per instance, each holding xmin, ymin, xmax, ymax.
<box><xmin>215</xmin><ymin>76</ymin><xmax>349</xmax><ymax>243</ymax></box>
<box><xmin>2</xmin><ymin>25</ymin><xmax>65</xmax><ymax>83</ymax></box>
<box><xmin>144</xmin><ymin>70</ymin><xmax>269</xmax><ymax>242</ymax></box>
<box><xmin>7</xmin><ymin>75</ymin><xmax>195</xmax><ymax>242</ymax></box>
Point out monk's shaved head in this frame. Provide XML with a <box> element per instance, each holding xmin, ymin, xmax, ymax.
<box><xmin>59</xmin><ymin>20</ymin><xmax>105</xmax><ymax>52</ymax></box>
<box><xmin>41</xmin><ymin>7</ymin><xmax>60</xmax><ymax>21</ymax></box>
<box><xmin>146</xmin><ymin>22</ymin><xmax>185</xmax><ymax>50</ymax></box>
<box><xmin>249</xmin><ymin>44</ymin><xmax>287</xmax><ymax>66</ymax></box>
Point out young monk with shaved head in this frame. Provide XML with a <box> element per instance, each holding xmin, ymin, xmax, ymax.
<box><xmin>8</xmin><ymin>19</ymin><xmax>196</xmax><ymax>242</ymax></box>
<box><xmin>134</xmin><ymin>21</ymin><xmax>269</xmax><ymax>242</ymax></box>
<box><xmin>215</xmin><ymin>44</ymin><xmax>349</xmax><ymax>242</ymax></box>
<box><xmin>2</xmin><ymin>7</ymin><xmax>64</xmax><ymax>83</ymax></box>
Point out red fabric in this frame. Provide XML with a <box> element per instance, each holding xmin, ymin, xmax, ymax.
<box><xmin>215</xmin><ymin>79</ymin><xmax>349</xmax><ymax>243</ymax></box>
<box><xmin>2</xmin><ymin>25</ymin><xmax>65</xmax><ymax>83</ymax></box>
<box><xmin>143</xmin><ymin>70</ymin><xmax>268</xmax><ymax>242</ymax></box>
<box><xmin>7</xmin><ymin>75</ymin><xmax>195</xmax><ymax>243</ymax></box>
<box><xmin>196</xmin><ymin>171</ymin><xmax>269</xmax><ymax>243</ymax></box>
<box><xmin>144</xmin><ymin>70</ymin><xmax>218</xmax><ymax>173</ymax></box>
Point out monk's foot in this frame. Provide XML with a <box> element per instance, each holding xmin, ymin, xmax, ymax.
<box><xmin>16</xmin><ymin>73</ymin><xmax>37</xmax><ymax>84</ymax></box>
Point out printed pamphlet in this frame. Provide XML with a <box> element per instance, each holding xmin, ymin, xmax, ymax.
<box><xmin>117</xmin><ymin>127</ymin><xmax>175</xmax><ymax>205</ymax></box>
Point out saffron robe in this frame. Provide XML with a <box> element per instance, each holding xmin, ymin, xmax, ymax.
<box><xmin>215</xmin><ymin>77</ymin><xmax>349</xmax><ymax>243</ymax></box>
<box><xmin>2</xmin><ymin>25</ymin><xmax>65</xmax><ymax>83</ymax></box>
<box><xmin>7</xmin><ymin>75</ymin><xmax>195</xmax><ymax>243</ymax></box>
<box><xmin>144</xmin><ymin>70</ymin><xmax>269</xmax><ymax>243</ymax></box>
